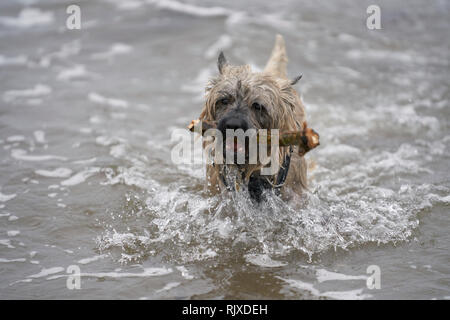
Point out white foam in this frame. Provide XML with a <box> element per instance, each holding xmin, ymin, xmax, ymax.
<box><xmin>0</xmin><ymin>55</ymin><xmax>28</xmax><ymax>67</ymax></box>
<box><xmin>0</xmin><ymin>239</ymin><xmax>15</xmax><ymax>249</ymax></box>
<box><xmin>79</xmin><ymin>127</ymin><xmax>93</xmax><ymax>134</ymax></box>
<box><xmin>33</xmin><ymin>130</ymin><xmax>46</xmax><ymax>144</ymax></box>
<box><xmin>95</xmin><ymin>136</ymin><xmax>124</xmax><ymax>146</ymax></box>
<box><xmin>97</xmin><ymin>232</ymin><xmax>150</xmax><ymax>251</ymax></box>
<box><xmin>7</xmin><ymin>230</ymin><xmax>20</xmax><ymax>237</ymax></box>
<box><xmin>11</xmin><ymin>149</ymin><xmax>67</xmax><ymax>162</ymax></box>
<box><xmin>146</xmin><ymin>0</ymin><xmax>231</xmax><ymax>17</ymax></box>
<box><xmin>28</xmin><ymin>267</ymin><xmax>65</xmax><ymax>278</ymax></box>
<box><xmin>103</xmin><ymin>0</ymin><xmax>144</xmax><ymax>10</ymax></box>
<box><xmin>6</xmin><ymin>135</ymin><xmax>26</xmax><ymax>142</ymax></box>
<box><xmin>182</xmin><ymin>247</ymin><xmax>217</xmax><ymax>262</ymax></box>
<box><xmin>57</xmin><ymin>65</ymin><xmax>91</xmax><ymax>81</ymax></box>
<box><xmin>88</xmin><ymin>92</ymin><xmax>129</xmax><ymax>109</ymax></box>
<box><xmin>176</xmin><ymin>266</ymin><xmax>194</xmax><ymax>280</ymax></box>
<box><xmin>0</xmin><ymin>258</ymin><xmax>26</xmax><ymax>263</ymax></box>
<box><xmin>427</xmin><ymin>194</ymin><xmax>450</xmax><ymax>205</ymax></box>
<box><xmin>77</xmin><ymin>254</ymin><xmax>108</xmax><ymax>265</ymax></box>
<box><xmin>320</xmin><ymin>289</ymin><xmax>372</xmax><ymax>300</ymax></box>
<box><xmin>0</xmin><ymin>192</ymin><xmax>16</xmax><ymax>202</ymax></box>
<box><xmin>110</xmin><ymin>144</ymin><xmax>127</xmax><ymax>158</ymax></box>
<box><xmin>102</xmin><ymin>165</ymin><xmax>157</xmax><ymax>190</ymax></box>
<box><xmin>245</xmin><ymin>254</ymin><xmax>287</xmax><ymax>268</ymax></box>
<box><xmin>35</xmin><ymin>168</ymin><xmax>73</xmax><ymax>178</ymax></box>
<box><xmin>338</xmin><ymin>33</ymin><xmax>358</xmax><ymax>43</ymax></box>
<box><xmin>156</xmin><ymin>282</ymin><xmax>180</xmax><ymax>292</ymax></box>
<box><xmin>0</xmin><ymin>8</ymin><xmax>54</xmax><ymax>28</ymax></box>
<box><xmin>277</xmin><ymin>277</ymin><xmax>320</xmax><ymax>296</ymax></box>
<box><xmin>46</xmin><ymin>267</ymin><xmax>173</xmax><ymax>280</ymax></box>
<box><xmin>3</xmin><ymin>84</ymin><xmax>52</xmax><ymax>102</ymax></box>
<box><xmin>316</xmin><ymin>269</ymin><xmax>367</xmax><ymax>283</ymax></box>
<box><xmin>72</xmin><ymin>157</ymin><xmax>97</xmax><ymax>164</ymax></box>
<box><xmin>89</xmin><ymin>116</ymin><xmax>103</xmax><ymax>124</ymax></box>
<box><xmin>60</xmin><ymin>167</ymin><xmax>100</xmax><ymax>186</ymax></box>
<box><xmin>246</xmin><ymin>13</ymin><xmax>294</xmax><ymax>30</ymax></box>
<box><xmin>35</xmin><ymin>40</ymin><xmax>81</xmax><ymax>68</ymax></box>
<box><xmin>10</xmin><ymin>279</ymin><xmax>33</xmax><ymax>285</ymax></box>
<box><xmin>277</xmin><ymin>277</ymin><xmax>372</xmax><ymax>300</ymax></box>
<box><xmin>90</xmin><ymin>43</ymin><xmax>133</xmax><ymax>61</ymax></box>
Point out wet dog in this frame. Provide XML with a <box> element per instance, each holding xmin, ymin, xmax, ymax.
<box><xmin>198</xmin><ymin>35</ymin><xmax>309</xmax><ymax>201</ymax></box>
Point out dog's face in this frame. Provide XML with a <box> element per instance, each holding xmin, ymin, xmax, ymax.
<box><xmin>207</xmin><ymin>54</ymin><xmax>286</xmax><ymax>135</ymax></box>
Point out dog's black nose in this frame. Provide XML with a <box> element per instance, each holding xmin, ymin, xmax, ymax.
<box><xmin>219</xmin><ymin>117</ymin><xmax>249</xmax><ymax>132</ymax></box>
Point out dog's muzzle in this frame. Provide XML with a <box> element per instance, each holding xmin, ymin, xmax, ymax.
<box><xmin>217</xmin><ymin>115</ymin><xmax>249</xmax><ymax>133</ymax></box>
<box><xmin>217</xmin><ymin>115</ymin><xmax>251</xmax><ymax>157</ymax></box>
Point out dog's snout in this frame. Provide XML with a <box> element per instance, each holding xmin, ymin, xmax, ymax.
<box><xmin>219</xmin><ymin>117</ymin><xmax>249</xmax><ymax>132</ymax></box>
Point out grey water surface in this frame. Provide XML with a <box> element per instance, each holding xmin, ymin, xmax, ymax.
<box><xmin>0</xmin><ymin>0</ymin><xmax>449</xmax><ymax>299</ymax></box>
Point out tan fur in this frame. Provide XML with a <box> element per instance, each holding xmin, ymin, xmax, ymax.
<box><xmin>264</xmin><ymin>34</ymin><xmax>288</xmax><ymax>78</ymax></box>
<box><xmin>199</xmin><ymin>35</ymin><xmax>308</xmax><ymax>197</ymax></box>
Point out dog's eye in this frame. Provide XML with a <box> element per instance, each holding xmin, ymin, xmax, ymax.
<box><xmin>252</xmin><ymin>102</ymin><xmax>264</xmax><ymax>111</ymax></box>
<box><xmin>219</xmin><ymin>98</ymin><xmax>230</xmax><ymax>105</ymax></box>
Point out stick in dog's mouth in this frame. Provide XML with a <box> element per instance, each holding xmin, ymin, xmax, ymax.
<box><xmin>187</xmin><ymin>119</ymin><xmax>320</xmax><ymax>156</ymax></box>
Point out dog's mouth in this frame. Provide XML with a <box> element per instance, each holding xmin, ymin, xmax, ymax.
<box><xmin>223</xmin><ymin>137</ymin><xmax>252</xmax><ymax>165</ymax></box>
<box><xmin>225</xmin><ymin>137</ymin><xmax>245</xmax><ymax>154</ymax></box>
<box><xmin>221</xmin><ymin>134</ymin><xmax>270</xmax><ymax>165</ymax></box>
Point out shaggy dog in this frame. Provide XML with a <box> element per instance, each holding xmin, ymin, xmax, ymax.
<box><xmin>198</xmin><ymin>35</ymin><xmax>309</xmax><ymax>201</ymax></box>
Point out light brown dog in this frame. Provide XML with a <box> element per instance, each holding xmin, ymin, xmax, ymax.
<box><xmin>198</xmin><ymin>35</ymin><xmax>309</xmax><ymax>201</ymax></box>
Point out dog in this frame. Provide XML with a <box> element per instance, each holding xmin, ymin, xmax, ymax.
<box><xmin>198</xmin><ymin>35</ymin><xmax>309</xmax><ymax>201</ymax></box>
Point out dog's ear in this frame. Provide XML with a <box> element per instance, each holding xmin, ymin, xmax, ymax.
<box><xmin>217</xmin><ymin>51</ymin><xmax>227</xmax><ymax>74</ymax></box>
<box><xmin>290</xmin><ymin>74</ymin><xmax>302</xmax><ymax>86</ymax></box>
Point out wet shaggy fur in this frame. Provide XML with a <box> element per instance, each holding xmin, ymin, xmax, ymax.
<box><xmin>199</xmin><ymin>35</ymin><xmax>308</xmax><ymax>197</ymax></box>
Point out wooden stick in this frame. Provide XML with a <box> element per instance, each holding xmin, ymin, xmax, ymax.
<box><xmin>188</xmin><ymin>119</ymin><xmax>319</xmax><ymax>156</ymax></box>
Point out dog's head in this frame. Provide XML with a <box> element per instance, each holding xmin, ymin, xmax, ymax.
<box><xmin>202</xmin><ymin>52</ymin><xmax>303</xmax><ymax>133</ymax></box>
<box><xmin>200</xmin><ymin>52</ymin><xmax>305</xmax><ymax>184</ymax></box>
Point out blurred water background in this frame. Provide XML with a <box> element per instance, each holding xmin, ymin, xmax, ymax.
<box><xmin>0</xmin><ymin>0</ymin><xmax>449</xmax><ymax>299</ymax></box>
